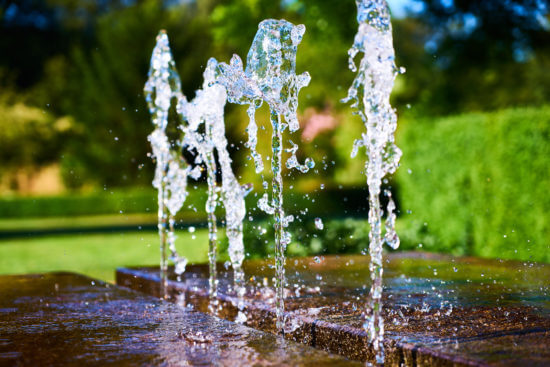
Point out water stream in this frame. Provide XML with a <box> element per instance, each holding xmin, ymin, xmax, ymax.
<box><xmin>343</xmin><ymin>0</ymin><xmax>402</xmax><ymax>364</ymax></box>
<box><xmin>145</xmin><ymin>7</ymin><xmax>399</xmax><ymax>354</ymax></box>
<box><xmin>145</xmin><ymin>32</ymin><xmax>249</xmax><ymax>315</ymax></box>
<box><xmin>144</xmin><ymin>31</ymin><xmax>189</xmax><ymax>299</ymax></box>
<box><xmin>182</xmin><ymin>58</ymin><xmax>249</xmax><ymax>319</ymax></box>
<box><xmin>215</xmin><ymin>19</ymin><xmax>312</xmax><ymax>333</ymax></box>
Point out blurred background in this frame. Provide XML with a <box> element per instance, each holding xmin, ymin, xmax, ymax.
<box><xmin>1</xmin><ymin>0</ymin><xmax>549</xmax><ymax>282</ymax></box>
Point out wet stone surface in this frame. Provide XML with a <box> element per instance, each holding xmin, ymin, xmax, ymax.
<box><xmin>0</xmin><ymin>272</ymin><xmax>361</xmax><ymax>366</ymax></box>
<box><xmin>116</xmin><ymin>252</ymin><xmax>550</xmax><ymax>366</ymax></box>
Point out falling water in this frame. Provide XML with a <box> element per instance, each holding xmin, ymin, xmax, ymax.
<box><xmin>179</xmin><ymin>72</ymin><xmax>221</xmax><ymax>309</ymax></box>
<box><xmin>342</xmin><ymin>0</ymin><xmax>402</xmax><ymax>364</ymax></box>
<box><xmin>165</xmin><ymin>153</ymin><xmax>191</xmax><ymax>279</ymax></box>
<box><xmin>182</xmin><ymin>58</ymin><xmax>249</xmax><ymax>320</ymax></box>
<box><xmin>215</xmin><ymin>19</ymin><xmax>312</xmax><ymax>333</ymax></box>
<box><xmin>144</xmin><ymin>31</ymin><xmax>190</xmax><ymax>299</ymax></box>
<box><xmin>204</xmin><ymin>58</ymin><xmax>250</xmax><ymax>323</ymax></box>
<box><xmin>145</xmin><ymin>32</ymin><xmax>248</xmax><ymax>313</ymax></box>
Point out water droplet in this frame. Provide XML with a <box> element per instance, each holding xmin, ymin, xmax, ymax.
<box><xmin>314</xmin><ymin>217</ymin><xmax>324</xmax><ymax>230</ymax></box>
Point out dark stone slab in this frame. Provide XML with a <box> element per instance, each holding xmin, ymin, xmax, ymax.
<box><xmin>0</xmin><ymin>272</ymin><xmax>361</xmax><ymax>366</ymax></box>
<box><xmin>116</xmin><ymin>252</ymin><xmax>550</xmax><ymax>366</ymax></box>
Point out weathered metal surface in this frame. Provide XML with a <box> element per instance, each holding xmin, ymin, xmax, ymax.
<box><xmin>116</xmin><ymin>252</ymin><xmax>550</xmax><ymax>366</ymax></box>
<box><xmin>0</xmin><ymin>272</ymin><xmax>361</xmax><ymax>366</ymax></box>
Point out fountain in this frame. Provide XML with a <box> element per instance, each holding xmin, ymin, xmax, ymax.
<box><xmin>143</xmin><ymin>18</ymin><xmax>314</xmax><ymax>324</ymax></box>
<box><xmin>180</xmin><ymin>57</ymin><xmax>250</xmax><ymax>320</ymax></box>
<box><xmin>144</xmin><ymin>32</ymin><xmax>249</xmax><ymax>318</ymax></box>
<box><xmin>2</xmin><ymin>1</ymin><xmax>550</xmax><ymax>366</ymax></box>
<box><xmin>144</xmin><ymin>31</ymin><xmax>190</xmax><ymax>298</ymax></box>
<box><xmin>342</xmin><ymin>0</ymin><xmax>402</xmax><ymax>363</ymax></box>
<box><xmin>143</xmin><ymin>9</ymin><xmax>400</xmax><ymax>359</ymax></box>
<box><xmin>214</xmin><ymin>19</ymin><xmax>313</xmax><ymax>333</ymax></box>
<box><xmin>126</xmin><ymin>2</ymin><xmax>550</xmax><ymax>366</ymax></box>
<box><xmin>140</xmin><ymin>3</ymin><xmax>438</xmax><ymax>364</ymax></box>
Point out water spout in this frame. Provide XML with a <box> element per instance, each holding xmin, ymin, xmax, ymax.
<box><xmin>215</xmin><ymin>19</ymin><xmax>312</xmax><ymax>333</ymax></box>
<box><xmin>183</xmin><ymin>58</ymin><xmax>249</xmax><ymax>320</ymax></box>
<box><xmin>343</xmin><ymin>0</ymin><xmax>402</xmax><ymax>363</ymax></box>
<box><xmin>144</xmin><ymin>31</ymin><xmax>189</xmax><ymax>299</ymax></box>
<box><xmin>145</xmin><ymin>32</ymin><xmax>248</xmax><ymax>314</ymax></box>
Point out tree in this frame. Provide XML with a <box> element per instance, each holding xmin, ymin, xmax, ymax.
<box><xmin>397</xmin><ymin>0</ymin><xmax>550</xmax><ymax>114</ymax></box>
<box><xmin>56</xmin><ymin>0</ymin><xmax>220</xmax><ymax>187</ymax></box>
<box><xmin>0</xmin><ymin>92</ymin><xmax>73</xmax><ymax>191</ymax></box>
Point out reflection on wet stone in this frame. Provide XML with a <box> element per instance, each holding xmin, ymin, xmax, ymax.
<box><xmin>117</xmin><ymin>253</ymin><xmax>550</xmax><ymax>366</ymax></box>
<box><xmin>0</xmin><ymin>272</ymin><xmax>359</xmax><ymax>366</ymax></box>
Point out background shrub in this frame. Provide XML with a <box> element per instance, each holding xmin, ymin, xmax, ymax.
<box><xmin>396</xmin><ymin>106</ymin><xmax>550</xmax><ymax>262</ymax></box>
<box><xmin>239</xmin><ymin>217</ymin><xmax>372</xmax><ymax>259</ymax></box>
<box><xmin>0</xmin><ymin>187</ymin><xmax>202</xmax><ymax>219</ymax></box>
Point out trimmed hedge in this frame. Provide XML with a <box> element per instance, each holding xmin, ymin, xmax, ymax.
<box><xmin>0</xmin><ymin>187</ymin><xmax>206</xmax><ymax>219</ymax></box>
<box><xmin>0</xmin><ymin>188</ymin><xmax>153</xmax><ymax>218</ymax></box>
<box><xmin>0</xmin><ymin>185</ymin><xmax>369</xmax><ymax>220</ymax></box>
<box><xmin>233</xmin><ymin>217</ymin><xmax>371</xmax><ymax>260</ymax></box>
<box><xmin>396</xmin><ymin>106</ymin><xmax>550</xmax><ymax>263</ymax></box>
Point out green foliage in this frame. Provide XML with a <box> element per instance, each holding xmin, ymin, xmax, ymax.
<box><xmin>241</xmin><ymin>217</ymin><xmax>373</xmax><ymax>259</ymax></box>
<box><xmin>1</xmin><ymin>1</ymin><xmax>550</xmax><ymax>268</ymax></box>
<box><xmin>3</xmin><ymin>0</ymin><xmax>549</xmax><ymax>190</ymax></box>
<box><xmin>396</xmin><ymin>106</ymin><xmax>550</xmax><ymax>262</ymax></box>
<box><xmin>0</xmin><ymin>187</ymin><xmax>206</xmax><ymax>219</ymax></box>
<box><xmin>57</xmin><ymin>0</ymin><xmax>219</xmax><ymax>187</ymax></box>
<box><xmin>0</xmin><ymin>99</ymin><xmax>73</xmax><ymax>174</ymax></box>
<box><xmin>396</xmin><ymin>1</ymin><xmax>550</xmax><ymax>115</ymax></box>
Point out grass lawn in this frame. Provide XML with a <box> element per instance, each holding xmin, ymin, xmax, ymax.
<box><xmin>0</xmin><ymin>229</ymin><xmax>210</xmax><ymax>283</ymax></box>
<box><xmin>0</xmin><ymin>213</ymin><xmax>158</xmax><ymax>231</ymax></box>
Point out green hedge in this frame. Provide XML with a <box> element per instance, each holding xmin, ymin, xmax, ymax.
<box><xmin>0</xmin><ymin>185</ymin><xmax>369</xmax><ymax>220</ymax></box>
<box><xmin>234</xmin><ymin>217</ymin><xmax>371</xmax><ymax>260</ymax></box>
<box><xmin>396</xmin><ymin>106</ymin><xmax>550</xmax><ymax>263</ymax></box>
<box><xmin>0</xmin><ymin>187</ymin><xmax>206</xmax><ymax>219</ymax></box>
<box><xmin>0</xmin><ymin>188</ymin><xmax>149</xmax><ymax>218</ymax></box>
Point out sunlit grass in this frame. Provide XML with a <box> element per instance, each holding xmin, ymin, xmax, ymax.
<box><xmin>0</xmin><ymin>213</ymin><xmax>158</xmax><ymax>231</ymax></box>
<box><xmin>0</xmin><ymin>229</ymin><xmax>210</xmax><ymax>283</ymax></box>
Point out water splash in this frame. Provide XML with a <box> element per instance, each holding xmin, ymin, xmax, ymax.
<box><xmin>314</xmin><ymin>217</ymin><xmax>324</xmax><ymax>230</ymax></box>
<box><xmin>144</xmin><ymin>31</ymin><xmax>189</xmax><ymax>298</ymax></box>
<box><xmin>179</xmin><ymin>70</ymin><xmax>222</xmax><ymax>309</ymax></box>
<box><xmin>286</xmin><ymin>140</ymin><xmax>315</xmax><ymax>173</ymax></box>
<box><xmin>342</xmin><ymin>0</ymin><xmax>402</xmax><ymax>363</ymax></box>
<box><xmin>145</xmin><ymin>32</ymin><xmax>248</xmax><ymax>315</ymax></box>
<box><xmin>215</xmin><ymin>19</ymin><xmax>312</xmax><ymax>333</ymax></box>
<box><xmin>166</xmin><ymin>153</ymin><xmax>191</xmax><ymax>280</ymax></box>
<box><xmin>185</xmin><ymin>58</ymin><xmax>249</xmax><ymax>320</ymax></box>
